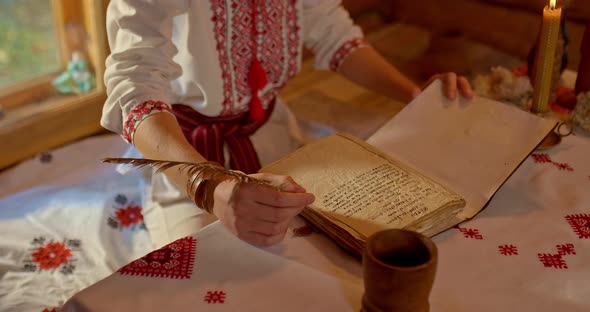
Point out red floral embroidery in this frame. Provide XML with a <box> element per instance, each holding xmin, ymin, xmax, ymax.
<box><xmin>118</xmin><ymin>236</ymin><xmax>196</xmax><ymax>279</ymax></box>
<box><xmin>210</xmin><ymin>0</ymin><xmax>299</xmax><ymax>114</ymax></box>
<box><xmin>205</xmin><ymin>290</ymin><xmax>226</xmax><ymax>304</ymax></box>
<box><xmin>457</xmin><ymin>226</ymin><xmax>483</xmax><ymax>240</ymax></box>
<box><xmin>556</xmin><ymin>244</ymin><xmax>576</xmax><ymax>255</ymax></box>
<box><xmin>108</xmin><ymin>194</ymin><xmax>146</xmax><ymax>231</ymax></box>
<box><xmin>115</xmin><ymin>205</ymin><xmax>143</xmax><ymax>228</ymax></box>
<box><xmin>329</xmin><ymin>37</ymin><xmax>369</xmax><ymax>71</ymax></box>
<box><xmin>531</xmin><ymin>153</ymin><xmax>574</xmax><ymax>172</ymax></box>
<box><xmin>565</xmin><ymin>214</ymin><xmax>590</xmax><ymax>239</ymax></box>
<box><xmin>23</xmin><ymin>237</ymin><xmax>79</xmax><ymax>274</ymax></box>
<box><xmin>538</xmin><ymin>253</ymin><xmax>568</xmax><ymax>269</ymax></box>
<box><xmin>32</xmin><ymin>242</ymin><xmax>72</xmax><ymax>271</ymax></box>
<box><xmin>123</xmin><ymin>100</ymin><xmax>172</xmax><ymax>143</ymax></box>
<box><xmin>498</xmin><ymin>244</ymin><xmax>518</xmax><ymax>256</ymax></box>
<box><xmin>42</xmin><ymin>308</ymin><xmax>57</xmax><ymax>312</ymax></box>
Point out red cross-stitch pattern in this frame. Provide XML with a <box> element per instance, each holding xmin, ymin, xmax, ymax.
<box><xmin>555</xmin><ymin>163</ymin><xmax>574</xmax><ymax>171</ymax></box>
<box><xmin>538</xmin><ymin>253</ymin><xmax>568</xmax><ymax>269</ymax></box>
<box><xmin>556</xmin><ymin>244</ymin><xmax>576</xmax><ymax>255</ymax></box>
<box><xmin>210</xmin><ymin>0</ymin><xmax>299</xmax><ymax>114</ymax></box>
<box><xmin>532</xmin><ymin>154</ymin><xmax>552</xmax><ymax>163</ymax></box>
<box><xmin>457</xmin><ymin>227</ymin><xmax>483</xmax><ymax>240</ymax></box>
<box><xmin>565</xmin><ymin>214</ymin><xmax>590</xmax><ymax>239</ymax></box>
<box><xmin>329</xmin><ymin>37</ymin><xmax>369</xmax><ymax>71</ymax></box>
<box><xmin>531</xmin><ymin>154</ymin><xmax>574</xmax><ymax>172</ymax></box>
<box><xmin>123</xmin><ymin>101</ymin><xmax>172</xmax><ymax>143</ymax></box>
<box><xmin>205</xmin><ymin>291</ymin><xmax>226</xmax><ymax>304</ymax></box>
<box><xmin>498</xmin><ymin>244</ymin><xmax>518</xmax><ymax>256</ymax></box>
<box><xmin>118</xmin><ymin>237</ymin><xmax>196</xmax><ymax>279</ymax></box>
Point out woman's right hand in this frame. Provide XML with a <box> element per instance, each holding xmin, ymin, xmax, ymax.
<box><xmin>212</xmin><ymin>173</ymin><xmax>315</xmax><ymax>246</ymax></box>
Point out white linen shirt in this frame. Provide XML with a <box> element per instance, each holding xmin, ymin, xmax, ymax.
<box><xmin>101</xmin><ymin>0</ymin><xmax>367</xmax><ymax>143</ymax></box>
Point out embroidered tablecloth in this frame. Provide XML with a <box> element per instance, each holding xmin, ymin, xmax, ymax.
<box><xmin>57</xmin><ymin>132</ymin><xmax>590</xmax><ymax>312</ymax></box>
<box><xmin>0</xmin><ymin>135</ymin><xmax>153</xmax><ymax>312</ymax></box>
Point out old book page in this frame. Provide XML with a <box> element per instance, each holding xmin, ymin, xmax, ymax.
<box><xmin>367</xmin><ymin>80</ymin><xmax>557</xmax><ymax>219</ymax></box>
<box><xmin>261</xmin><ymin>134</ymin><xmax>465</xmax><ymax>242</ymax></box>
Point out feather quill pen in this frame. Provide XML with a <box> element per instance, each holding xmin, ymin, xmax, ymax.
<box><xmin>102</xmin><ymin>158</ymin><xmax>275</xmax><ymax>210</ymax></box>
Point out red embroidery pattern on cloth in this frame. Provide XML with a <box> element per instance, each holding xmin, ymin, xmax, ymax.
<box><xmin>556</xmin><ymin>244</ymin><xmax>576</xmax><ymax>255</ymax></box>
<box><xmin>457</xmin><ymin>226</ymin><xmax>483</xmax><ymax>240</ymax></box>
<box><xmin>32</xmin><ymin>242</ymin><xmax>71</xmax><ymax>270</ymax></box>
<box><xmin>108</xmin><ymin>194</ymin><xmax>146</xmax><ymax>231</ymax></box>
<box><xmin>123</xmin><ymin>100</ymin><xmax>172</xmax><ymax>143</ymax></box>
<box><xmin>118</xmin><ymin>237</ymin><xmax>196</xmax><ymax>279</ymax></box>
<box><xmin>329</xmin><ymin>37</ymin><xmax>369</xmax><ymax>71</ymax></box>
<box><xmin>538</xmin><ymin>253</ymin><xmax>568</xmax><ymax>269</ymax></box>
<box><xmin>115</xmin><ymin>205</ymin><xmax>143</xmax><ymax>227</ymax></box>
<box><xmin>498</xmin><ymin>244</ymin><xmax>518</xmax><ymax>256</ymax></box>
<box><xmin>205</xmin><ymin>290</ymin><xmax>226</xmax><ymax>304</ymax></box>
<box><xmin>41</xmin><ymin>308</ymin><xmax>57</xmax><ymax>312</ymax></box>
<box><xmin>531</xmin><ymin>153</ymin><xmax>574</xmax><ymax>171</ymax></box>
<box><xmin>565</xmin><ymin>214</ymin><xmax>590</xmax><ymax>239</ymax></box>
<box><xmin>210</xmin><ymin>0</ymin><xmax>299</xmax><ymax>114</ymax></box>
<box><xmin>23</xmin><ymin>237</ymin><xmax>80</xmax><ymax>275</ymax></box>
<box><xmin>538</xmin><ymin>243</ymin><xmax>577</xmax><ymax>269</ymax></box>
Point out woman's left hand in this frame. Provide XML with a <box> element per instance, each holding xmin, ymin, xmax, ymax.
<box><xmin>413</xmin><ymin>72</ymin><xmax>475</xmax><ymax>100</ymax></box>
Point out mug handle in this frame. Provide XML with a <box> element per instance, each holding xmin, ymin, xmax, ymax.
<box><xmin>556</xmin><ymin>121</ymin><xmax>573</xmax><ymax>137</ymax></box>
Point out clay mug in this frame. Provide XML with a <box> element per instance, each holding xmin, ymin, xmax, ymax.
<box><xmin>361</xmin><ymin>229</ymin><xmax>438</xmax><ymax>312</ymax></box>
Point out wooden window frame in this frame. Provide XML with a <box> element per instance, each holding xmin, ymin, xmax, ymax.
<box><xmin>0</xmin><ymin>0</ymin><xmax>109</xmax><ymax>169</ymax></box>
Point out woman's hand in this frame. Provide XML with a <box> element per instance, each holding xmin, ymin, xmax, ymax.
<box><xmin>413</xmin><ymin>72</ymin><xmax>475</xmax><ymax>100</ymax></box>
<box><xmin>212</xmin><ymin>173</ymin><xmax>315</xmax><ymax>246</ymax></box>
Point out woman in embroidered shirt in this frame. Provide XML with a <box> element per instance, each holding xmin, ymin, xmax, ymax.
<box><xmin>103</xmin><ymin>0</ymin><xmax>474</xmax><ymax>248</ymax></box>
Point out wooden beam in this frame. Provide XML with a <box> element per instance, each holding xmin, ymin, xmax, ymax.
<box><xmin>0</xmin><ymin>92</ymin><xmax>106</xmax><ymax>169</ymax></box>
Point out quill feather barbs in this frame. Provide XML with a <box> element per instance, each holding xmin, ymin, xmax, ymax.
<box><xmin>102</xmin><ymin>158</ymin><xmax>275</xmax><ymax>209</ymax></box>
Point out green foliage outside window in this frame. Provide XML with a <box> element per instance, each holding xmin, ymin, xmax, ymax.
<box><xmin>0</xmin><ymin>0</ymin><xmax>60</xmax><ymax>87</ymax></box>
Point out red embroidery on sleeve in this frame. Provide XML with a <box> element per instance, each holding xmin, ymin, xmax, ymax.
<box><xmin>118</xmin><ymin>236</ymin><xmax>196</xmax><ymax>279</ymax></box>
<box><xmin>123</xmin><ymin>100</ymin><xmax>172</xmax><ymax>143</ymax></box>
<box><xmin>329</xmin><ymin>37</ymin><xmax>369</xmax><ymax>71</ymax></box>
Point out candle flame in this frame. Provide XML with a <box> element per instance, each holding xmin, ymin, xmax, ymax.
<box><xmin>550</xmin><ymin>0</ymin><xmax>556</xmax><ymax>9</ymax></box>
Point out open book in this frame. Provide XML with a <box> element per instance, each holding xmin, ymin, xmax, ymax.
<box><xmin>260</xmin><ymin>80</ymin><xmax>557</xmax><ymax>256</ymax></box>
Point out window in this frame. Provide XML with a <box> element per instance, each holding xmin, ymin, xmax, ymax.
<box><xmin>0</xmin><ymin>0</ymin><xmax>109</xmax><ymax>169</ymax></box>
<box><xmin>0</xmin><ymin>0</ymin><xmax>60</xmax><ymax>87</ymax></box>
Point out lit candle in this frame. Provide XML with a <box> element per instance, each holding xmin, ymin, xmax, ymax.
<box><xmin>531</xmin><ymin>0</ymin><xmax>562</xmax><ymax>114</ymax></box>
